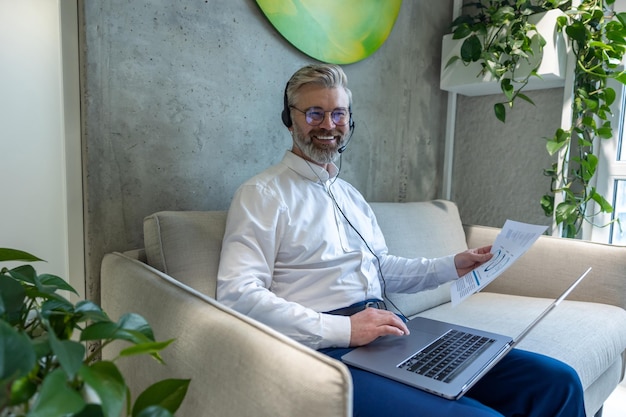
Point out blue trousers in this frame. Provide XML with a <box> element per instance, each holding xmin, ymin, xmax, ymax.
<box><xmin>320</xmin><ymin>347</ymin><xmax>585</xmax><ymax>417</ymax></box>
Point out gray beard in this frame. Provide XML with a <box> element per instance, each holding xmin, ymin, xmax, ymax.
<box><xmin>292</xmin><ymin>128</ymin><xmax>342</xmax><ymax>165</ymax></box>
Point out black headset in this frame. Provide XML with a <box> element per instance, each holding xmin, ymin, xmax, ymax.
<box><xmin>281</xmin><ymin>82</ymin><xmax>295</xmax><ymax>128</ymax></box>
<box><xmin>281</xmin><ymin>81</ymin><xmax>354</xmax><ymax>130</ymax></box>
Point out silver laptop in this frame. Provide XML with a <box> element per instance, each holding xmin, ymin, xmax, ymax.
<box><xmin>341</xmin><ymin>267</ymin><xmax>592</xmax><ymax>400</ymax></box>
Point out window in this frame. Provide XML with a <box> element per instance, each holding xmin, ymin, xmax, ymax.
<box><xmin>612</xmin><ymin>180</ymin><xmax>626</xmax><ymax>244</ymax></box>
<box><xmin>584</xmin><ymin>0</ymin><xmax>626</xmax><ymax>244</ymax></box>
<box><xmin>589</xmin><ymin>81</ymin><xmax>626</xmax><ymax>244</ymax></box>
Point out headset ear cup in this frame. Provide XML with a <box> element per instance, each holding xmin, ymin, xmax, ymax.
<box><xmin>349</xmin><ymin>106</ymin><xmax>353</xmax><ymax>129</ymax></box>
<box><xmin>281</xmin><ymin>81</ymin><xmax>292</xmax><ymax>127</ymax></box>
<box><xmin>281</xmin><ymin>108</ymin><xmax>292</xmax><ymax>127</ymax></box>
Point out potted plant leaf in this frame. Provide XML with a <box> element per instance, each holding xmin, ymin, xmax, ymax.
<box><xmin>0</xmin><ymin>248</ymin><xmax>190</xmax><ymax>417</ymax></box>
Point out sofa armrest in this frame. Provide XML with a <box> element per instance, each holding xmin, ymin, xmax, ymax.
<box><xmin>101</xmin><ymin>252</ymin><xmax>352</xmax><ymax>417</ymax></box>
<box><xmin>464</xmin><ymin>224</ymin><xmax>626</xmax><ymax>310</ymax></box>
<box><xmin>121</xmin><ymin>248</ymin><xmax>146</xmax><ymax>262</ymax></box>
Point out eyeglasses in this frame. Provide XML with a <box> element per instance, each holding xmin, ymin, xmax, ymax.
<box><xmin>290</xmin><ymin>106</ymin><xmax>351</xmax><ymax>126</ymax></box>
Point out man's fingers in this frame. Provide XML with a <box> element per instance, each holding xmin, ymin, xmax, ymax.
<box><xmin>349</xmin><ymin>308</ymin><xmax>410</xmax><ymax>346</ymax></box>
<box><xmin>373</xmin><ymin>310</ymin><xmax>409</xmax><ymax>335</ymax></box>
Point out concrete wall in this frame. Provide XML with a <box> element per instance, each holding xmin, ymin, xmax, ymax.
<box><xmin>452</xmin><ymin>88</ymin><xmax>564</xmax><ymax>230</ymax></box>
<box><xmin>81</xmin><ymin>1</ymin><xmax>455</xmax><ymax>301</ymax></box>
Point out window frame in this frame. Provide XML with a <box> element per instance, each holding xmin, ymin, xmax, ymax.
<box><xmin>587</xmin><ymin>79</ymin><xmax>626</xmax><ymax>244</ymax></box>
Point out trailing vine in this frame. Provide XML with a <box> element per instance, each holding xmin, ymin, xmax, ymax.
<box><xmin>449</xmin><ymin>0</ymin><xmax>626</xmax><ymax>238</ymax></box>
<box><xmin>542</xmin><ymin>0</ymin><xmax>626</xmax><ymax>237</ymax></box>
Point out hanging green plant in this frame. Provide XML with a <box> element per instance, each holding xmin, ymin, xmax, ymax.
<box><xmin>446</xmin><ymin>0</ymin><xmax>567</xmax><ymax>122</ymax></box>
<box><xmin>448</xmin><ymin>0</ymin><xmax>626</xmax><ymax>238</ymax></box>
<box><xmin>542</xmin><ymin>0</ymin><xmax>626</xmax><ymax>238</ymax></box>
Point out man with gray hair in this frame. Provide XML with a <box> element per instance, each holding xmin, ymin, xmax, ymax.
<box><xmin>217</xmin><ymin>63</ymin><xmax>585</xmax><ymax>416</ymax></box>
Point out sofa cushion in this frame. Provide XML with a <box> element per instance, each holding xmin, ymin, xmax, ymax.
<box><xmin>417</xmin><ymin>292</ymin><xmax>626</xmax><ymax>395</ymax></box>
<box><xmin>144</xmin><ymin>211</ymin><xmax>227</xmax><ymax>297</ymax></box>
<box><xmin>370</xmin><ymin>200</ymin><xmax>468</xmax><ymax>316</ymax></box>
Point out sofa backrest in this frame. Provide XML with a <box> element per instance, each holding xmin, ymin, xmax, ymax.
<box><xmin>144</xmin><ymin>211</ymin><xmax>227</xmax><ymax>297</ymax></box>
<box><xmin>370</xmin><ymin>201</ymin><xmax>468</xmax><ymax>316</ymax></box>
<box><xmin>143</xmin><ymin>200</ymin><xmax>468</xmax><ymax>316</ymax></box>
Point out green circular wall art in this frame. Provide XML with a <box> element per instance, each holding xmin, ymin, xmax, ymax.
<box><xmin>256</xmin><ymin>0</ymin><xmax>403</xmax><ymax>65</ymax></box>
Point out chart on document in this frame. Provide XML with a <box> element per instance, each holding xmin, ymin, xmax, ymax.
<box><xmin>451</xmin><ymin>220</ymin><xmax>548</xmax><ymax>306</ymax></box>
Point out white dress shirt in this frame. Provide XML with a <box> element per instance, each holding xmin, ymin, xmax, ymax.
<box><xmin>217</xmin><ymin>151</ymin><xmax>458</xmax><ymax>350</ymax></box>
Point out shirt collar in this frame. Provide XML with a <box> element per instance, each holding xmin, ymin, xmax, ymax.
<box><xmin>282</xmin><ymin>151</ymin><xmax>339</xmax><ymax>183</ymax></box>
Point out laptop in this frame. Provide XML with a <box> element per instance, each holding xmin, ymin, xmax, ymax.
<box><xmin>341</xmin><ymin>267</ymin><xmax>592</xmax><ymax>400</ymax></box>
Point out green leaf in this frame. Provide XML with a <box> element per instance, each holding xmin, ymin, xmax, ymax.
<box><xmin>28</xmin><ymin>368</ymin><xmax>86</xmax><ymax>417</ymax></box>
<box><xmin>72</xmin><ymin>404</ymin><xmax>105</xmax><ymax>417</ymax></box>
<box><xmin>565</xmin><ymin>20</ymin><xmax>587</xmax><ymax>43</ymax></box>
<box><xmin>132</xmin><ymin>379</ymin><xmax>191</xmax><ymax>417</ymax></box>
<box><xmin>81</xmin><ymin>323</ymin><xmax>152</xmax><ymax>346</ymax></box>
<box><xmin>38</xmin><ymin>274</ymin><xmax>78</xmax><ymax>295</ymax></box>
<box><xmin>75</xmin><ymin>300</ymin><xmax>110</xmax><ymax>323</ymax></box>
<box><xmin>452</xmin><ymin>23</ymin><xmax>472</xmax><ymax>39</ymax></box>
<box><xmin>31</xmin><ymin>334</ymin><xmax>52</xmax><ymax>359</ymax></box>
<box><xmin>445</xmin><ymin>55</ymin><xmax>461</xmax><ymax>69</ymax></box>
<box><xmin>500</xmin><ymin>78</ymin><xmax>514</xmax><ymax>100</ymax></box>
<box><xmin>492</xmin><ymin>6</ymin><xmax>515</xmax><ymax>22</ymax></box>
<box><xmin>135</xmin><ymin>405</ymin><xmax>174</xmax><ymax>417</ymax></box>
<box><xmin>461</xmin><ymin>34</ymin><xmax>482</xmax><ymax>62</ymax></box>
<box><xmin>80</xmin><ymin>313</ymin><xmax>152</xmax><ymax>341</ymax></box>
<box><xmin>562</xmin><ymin>223</ymin><xmax>577</xmax><ymax>239</ymax></box>
<box><xmin>117</xmin><ymin>313</ymin><xmax>156</xmax><ymax>341</ymax></box>
<box><xmin>41</xmin><ymin>297</ymin><xmax>74</xmax><ymax>315</ymax></box>
<box><xmin>546</xmin><ymin>139</ymin><xmax>567</xmax><ymax>155</ymax></box>
<box><xmin>494</xmin><ymin>102</ymin><xmax>506</xmax><ymax>122</ymax></box>
<box><xmin>42</xmin><ymin>300</ymin><xmax>77</xmax><ymax>341</ymax></box>
<box><xmin>7</xmin><ymin>265</ymin><xmax>38</xmax><ymax>285</ymax></box>
<box><xmin>603</xmin><ymin>87</ymin><xmax>616</xmax><ymax>106</ymax></box>
<box><xmin>81</xmin><ymin>313</ymin><xmax>156</xmax><ymax>344</ymax></box>
<box><xmin>0</xmin><ymin>248</ymin><xmax>44</xmax><ymax>263</ymax></box>
<box><xmin>615</xmin><ymin>71</ymin><xmax>626</xmax><ymax>85</ymax></box>
<box><xmin>119</xmin><ymin>339</ymin><xmax>175</xmax><ymax>364</ymax></box>
<box><xmin>582</xmin><ymin>116</ymin><xmax>596</xmax><ymax>129</ymax></box>
<box><xmin>47</xmin><ymin>327</ymin><xmax>85</xmax><ymax>380</ymax></box>
<box><xmin>0</xmin><ymin>275</ymin><xmax>26</xmax><ymax>317</ymax></box>
<box><xmin>583</xmin><ymin>98</ymin><xmax>598</xmax><ymax>111</ymax></box>
<box><xmin>588</xmin><ymin>40</ymin><xmax>611</xmax><ymax>51</ymax></box>
<box><xmin>9</xmin><ymin>375</ymin><xmax>38</xmax><ymax>406</ymax></box>
<box><xmin>590</xmin><ymin>189</ymin><xmax>614</xmax><ymax>213</ymax></box>
<box><xmin>80</xmin><ymin>361</ymin><xmax>126</xmax><ymax>417</ymax></box>
<box><xmin>0</xmin><ymin>321</ymin><xmax>36</xmax><ymax>381</ymax></box>
<box><xmin>580</xmin><ymin>154</ymin><xmax>598</xmax><ymax>181</ymax></box>
<box><xmin>556</xmin><ymin>15</ymin><xmax>568</xmax><ymax>31</ymax></box>
<box><xmin>80</xmin><ymin>321</ymin><xmax>121</xmax><ymax>341</ymax></box>
<box><xmin>555</xmin><ymin>202</ymin><xmax>578</xmax><ymax>225</ymax></box>
<box><xmin>540</xmin><ymin>194</ymin><xmax>554</xmax><ymax>217</ymax></box>
<box><xmin>597</xmin><ymin>124</ymin><xmax>613</xmax><ymax>139</ymax></box>
<box><xmin>516</xmin><ymin>93</ymin><xmax>535</xmax><ymax>105</ymax></box>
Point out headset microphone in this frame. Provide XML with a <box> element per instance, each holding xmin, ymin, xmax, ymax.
<box><xmin>337</xmin><ymin>120</ymin><xmax>355</xmax><ymax>154</ymax></box>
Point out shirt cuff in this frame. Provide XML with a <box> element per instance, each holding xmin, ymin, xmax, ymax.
<box><xmin>319</xmin><ymin>313</ymin><xmax>352</xmax><ymax>349</ymax></box>
<box><xmin>436</xmin><ymin>254</ymin><xmax>459</xmax><ymax>284</ymax></box>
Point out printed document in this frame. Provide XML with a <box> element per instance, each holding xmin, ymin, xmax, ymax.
<box><xmin>451</xmin><ymin>220</ymin><xmax>548</xmax><ymax>306</ymax></box>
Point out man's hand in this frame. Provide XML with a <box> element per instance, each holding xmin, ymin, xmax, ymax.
<box><xmin>349</xmin><ymin>308</ymin><xmax>410</xmax><ymax>347</ymax></box>
<box><xmin>454</xmin><ymin>245</ymin><xmax>493</xmax><ymax>277</ymax></box>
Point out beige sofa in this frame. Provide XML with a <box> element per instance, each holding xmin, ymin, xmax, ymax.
<box><xmin>101</xmin><ymin>200</ymin><xmax>626</xmax><ymax>417</ymax></box>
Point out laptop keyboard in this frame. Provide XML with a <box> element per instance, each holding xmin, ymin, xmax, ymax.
<box><xmin>398</xmin><ymin>329</ymin><xmax>495</xmax><ymax>383</ymax></box>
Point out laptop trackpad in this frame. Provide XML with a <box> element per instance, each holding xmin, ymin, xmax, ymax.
<box><xmin>360</xmin><ymin>317</ymin><xmax>443</xmax><ymax>356</ymax></box>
